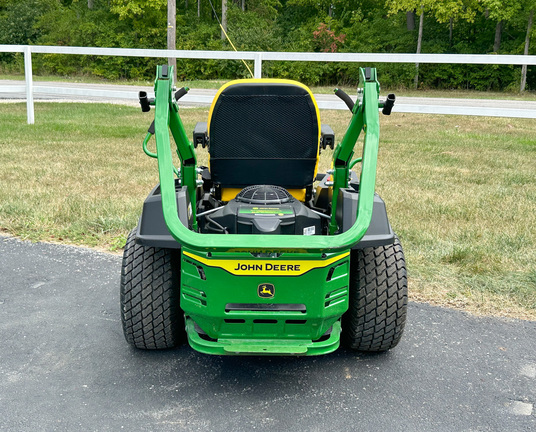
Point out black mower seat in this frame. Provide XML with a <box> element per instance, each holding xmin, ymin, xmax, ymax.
<box><xmin>207</xmin><ymin>79</ymin><xmax>321</xmax><ymax>200</ymax></box>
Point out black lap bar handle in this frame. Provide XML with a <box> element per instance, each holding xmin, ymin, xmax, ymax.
<box><xmin>334</xmin><ymin>88</ymin><xmax>355</xmax><ymax>112</ymax></box>
<box><xmin>382</xmin><ymin>93</ymin><xmax>396</xmax><ymax>116</ymax></box>
<box><xmin>174</xmin><ymin>87</ymin><xmax>189</xmax><ymax>102</ymax></box>
<box><xmin>139</xmin><ymin>91</ymin><xmax>151</xmax><ymax>112</ymax></box>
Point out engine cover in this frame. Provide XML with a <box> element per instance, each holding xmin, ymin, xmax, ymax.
<box><xmin>202</xmin><ymin>185</ymin><xmax>321</xmax><ymax>235</ymax></box>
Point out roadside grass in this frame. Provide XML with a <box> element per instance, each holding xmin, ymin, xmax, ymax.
<box><xmin>3</xmin><ymin>73</ymin><xmax>536</xmax><ymax>100</ymax></box>
<box><xmin>0</xmin><ymin>103</ymin><xmax>534</xmax><ymax>319</ymax></box>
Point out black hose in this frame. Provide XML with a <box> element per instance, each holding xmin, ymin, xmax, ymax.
<box><xmin>205</xmin><ymin>214</ymin><xmax>229</xmax><ymax>234</ymax></box>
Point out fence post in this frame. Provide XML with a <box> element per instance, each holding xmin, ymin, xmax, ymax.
<box><xmin>23</xmin><ymin>46</ymin><xmax>34</xmax><ymax>125</ymax></box>
<box><xmin>254</xmin><ymin>52</ymin><xmax>262</xmax><ymax>79</ymax></box>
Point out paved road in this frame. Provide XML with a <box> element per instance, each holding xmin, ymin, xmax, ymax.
<box><xmin>1</xmin><ymin>236</ymin><xmax>535</xmax><ymax>431</ymax></box>
<box><xmin>3</xmin><ymin>79</ymin><xmax>536</xmax><ymax>113</ymax></box>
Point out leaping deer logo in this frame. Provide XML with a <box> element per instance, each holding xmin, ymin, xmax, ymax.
<box><xmin>258</xmin><ymin>283</ymin><xmax>275</xmax><ymax>298</ymax></box>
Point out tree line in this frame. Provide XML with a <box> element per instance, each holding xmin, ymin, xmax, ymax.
<box><xmin>1</xmin><ymin>0</ymin><xmax>534</xmax><ymax>91</ymax></box>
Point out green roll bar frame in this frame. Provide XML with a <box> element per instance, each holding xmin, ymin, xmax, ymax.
<box><xmin>150</xmin><ymin>65</ymin><xmax>385</xmax><ymax>253</ymax></box>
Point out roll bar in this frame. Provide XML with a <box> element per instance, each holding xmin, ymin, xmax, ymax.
<box><xmin>150</xmin><ymin>66</ymin><xmax>386</xmax><ymax>253</ymax></box>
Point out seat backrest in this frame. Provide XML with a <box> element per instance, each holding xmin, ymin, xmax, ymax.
<box><xmin>208</xmin><ymin>79</ymin><xmax>320</xmax><ymax>193</ymax></box>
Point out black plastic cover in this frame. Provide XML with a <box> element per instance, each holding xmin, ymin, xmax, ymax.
<box><xmin>321</xmin><ymin>124</ymin><xmax>335</xmax><ymax>149</ymax></box>
<box><xmin>193</xmin><ymin>122</ymin><xmax>208</xmax><ymax>148</ymax></box>
<box><xmin>335</xmin><ymin>187</ymin><xmax>395</xmax><ymax>248</ymax></box>
<box><xmin>135</xmin><ymin>182</ymin><xmax>192</xmax><ymax>249</ymax></box>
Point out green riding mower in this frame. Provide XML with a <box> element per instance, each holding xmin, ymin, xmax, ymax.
<box><xmin>120</xmin><ymin>65</ymin><xmax>407</xmax><ymax>356</ymax></box>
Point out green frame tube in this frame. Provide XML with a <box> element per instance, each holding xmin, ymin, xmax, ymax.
<box><xmin>142</xmin><ymin>132</ymin><xmax>157</xmax><ymax>158</ymax></box>
<box><xmin>152</xmin><ymin>66</ymin><xmax>382</xmax><ymax>253</ymax></box>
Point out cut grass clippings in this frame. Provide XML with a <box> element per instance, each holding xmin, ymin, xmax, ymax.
<box><xmin>0</xmin><ymin>103</ymin><xmax>535</xmax><ymax>320</ymax></box>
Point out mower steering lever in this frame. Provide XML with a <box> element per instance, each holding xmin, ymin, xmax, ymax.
<box><xmin>334</xmin><ymin>88</ymin><xmax>355</xmax><ymax>112</ymax></box>
<box><xmin>139</xmin><ymin>91</ymin><xmax>154</xmax><ymax>112</ymax></box>
<box><xmin>381</xmin><ymin>93</ymin><xmax>396</xmax><ymax>115</ymax></box>
<box><xmin>174</xmin><ymin>87</ymin><xmax>189</xmax><ymax>102</ymax></box>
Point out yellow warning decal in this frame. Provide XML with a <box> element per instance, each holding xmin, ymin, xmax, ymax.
<box><xmin>183</xmin><ymin>251</ymin><xmax>349</xmax><ymax>276</ymax></box>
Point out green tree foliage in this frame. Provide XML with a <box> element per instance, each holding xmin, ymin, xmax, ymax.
<box><xmin>481</xmin><ymin>0</ymin><xmax>523</xmax><ymax>23</ymax></box>
<box><xmin>0</xmin><ymin>0</ymin><xmax>534</xmax><ymax>90</ymax></box>
<box><xmin>432</xmin><ymin>0</ymin><xmax>479</xmax><ymax>24</ymax></box>
<box><xmin>110</xmin><ymin>0</ymin><xmax>166</xmax><ymax>18</ymax></box>
<box><xmin>0</xmin><ymin>0</ymin><xmax>54</xmax><ymax>45</ymax></box>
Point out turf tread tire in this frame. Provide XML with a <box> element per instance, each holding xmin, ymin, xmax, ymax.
<box><xmin>120</xmin><ymin>229</ymin><xmax>183</xmax><ymax>349</ymax></box>
<box><xmin>342</xmin><ymin>236</ymin><xmax>408</xmax><ymax>352</ymax></box>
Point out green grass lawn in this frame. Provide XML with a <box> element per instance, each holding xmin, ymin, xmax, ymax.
<box><xmin>0</xmin><ymin>103</ymin><xmax>534</xmax><ymax>319</ymax></box>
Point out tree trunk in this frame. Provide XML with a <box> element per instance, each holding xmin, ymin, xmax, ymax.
<box><xmin>88</xmin><ymin>0</ymin><xmax>94</xmax><ymax>9</ymax></box>
<box><xmin>521</xmin><ymin>10</ymin><xmax>534</xmax><ymax>92</ymax></box>
<box><xmin>494</xmin><ymin>20</ymin><xmax>502</xmax><ymax>52</ymax></box>
<box><xmin>221</xmin><ymin>0</ymin><xmax>227</xmax><ymax>40</ymax></box>
<box><xmin>198</xmin><ymin>0</ymin><xmax>201</xmax><ymax>17</ymax></box>
<box><xmin>449</xmin><ymin>17</ymin><xmax>453</xmax><ymax>46</ymax></box>
<box><xmin>406</xmin><ymin>10</ymin><xmax>415</xmax><ymax>31</ymax></box>
<box><xmin>168</xmin><ymin>0</ymin><xmax>177</xmax><ymax>82</ymax></box>
<box><xmin>241</xmin><ymin>0</ymin><xmax>245</xmax><ymax>11</ymax></box>
<box><xmin>414</xmin><ymin>8</ymin><xmax>424</xmax><ymax>89</ymax></box>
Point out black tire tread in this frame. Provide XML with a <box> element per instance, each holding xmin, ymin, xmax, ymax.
<box><xmin>120</xmin><ymin>229</ymin><xmax>183</xmax><ymax>349</ymax></box>
<box><xmin>342</xmin><ymin>236</ymin><xmax>408</xmax><ymax>352</ymax></box>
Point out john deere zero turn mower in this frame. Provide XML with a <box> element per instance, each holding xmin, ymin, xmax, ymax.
<box><xmin>120</xmin><ymin>65</ymin><xmax>407</xmax><ymax>355</ymax></box>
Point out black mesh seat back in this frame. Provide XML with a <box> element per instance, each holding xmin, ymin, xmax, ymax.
<box><xmin>208</xmin><ymin>80</ymin><xmax>320</xmax><ymax>189</ymax></box>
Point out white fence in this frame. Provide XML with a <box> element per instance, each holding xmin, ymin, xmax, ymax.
<box><xmin>2</xmin><ymin>44</ymin><xmax>536</xmax><ymax>124</ymax></box>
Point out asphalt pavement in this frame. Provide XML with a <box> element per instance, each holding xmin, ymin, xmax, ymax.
<box><xmin>0</xmin><ymin>236</ymin><xmax>535</xmax><ymax>431</ymax></box>
<box><xmin>3</xmin><ymin>79</ymin><xmax>536</xmax><ymax>113</ymax></box>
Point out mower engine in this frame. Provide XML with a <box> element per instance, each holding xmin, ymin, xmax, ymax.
<box><xmin>199</xmin><ymin>185</ymin><xmax>322</xmax><ymax>236</ymax></box>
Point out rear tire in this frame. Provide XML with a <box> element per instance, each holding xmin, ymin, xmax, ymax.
<box><xmin>120</xmin><ymin>228</ymin><xmax>184</xmax><ymax>349</ymax></box>
<box><xmin>342</xmin><ymin>236</ymin><xmax>408</xmax><ymax>352</ymax></box>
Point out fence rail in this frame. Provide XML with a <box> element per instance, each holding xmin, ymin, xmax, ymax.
<box><xmin>2</xmin><ymin>44</ymin><xmax>536</xmax><ymax>124</ymax></box>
